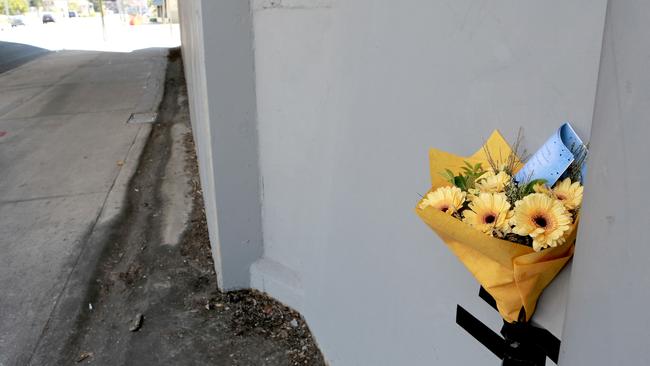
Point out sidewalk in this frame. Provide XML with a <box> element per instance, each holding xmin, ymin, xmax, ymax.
<box><xmin>0</xmin><ymin>48</ymin><xmax>166</xmax><ymax>365</ymax></box>
<box><xmin>0</xmin><ymin>48</ymin><xmax>325</xmax><ymax>365</ymax></box>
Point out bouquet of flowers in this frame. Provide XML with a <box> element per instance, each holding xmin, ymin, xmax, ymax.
<box><xmin>415</xmin><ymin>124</ymin><xmax>587</xmax><ymax>323</ymax></box>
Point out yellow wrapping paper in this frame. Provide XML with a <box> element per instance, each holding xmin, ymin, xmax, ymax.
<box><xmin>415</xmin><ymin>130</ymin><xmax>576</xmax><ymax>323</ymax></box>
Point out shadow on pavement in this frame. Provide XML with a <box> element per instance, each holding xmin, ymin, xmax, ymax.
<box><xmin>0</xmin><ymin>41</ymin><xmax>49</xmax><ymax>74</ymax></box>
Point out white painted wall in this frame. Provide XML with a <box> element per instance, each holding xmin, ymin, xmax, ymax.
<box><xmin>178</xmin><ymin>0</ymin><xmax>223</xmax><ymax>281</ymax></box>
<box><xmin>560</xmin><ymin>0</ymin><xmax>650</xmax><ymax>364</ymax></box>
<box><xmin>249</xmin><ymin>0</ymin><xmax>336</xmax><ymax>310</ymax></box>
<box><xmin>178</xmin><ymin>0</ymin><xmax>263</xmax><ymax>289</ymax></box>
<box><xmin>249</xmin><ymin>1</ymin><xmax>606</xmax><ymax>364</ymax></box>
<box><xmin>179</xmin><ymin>0</ymin><xmax>616</xmax><ymax>364</ymax></box>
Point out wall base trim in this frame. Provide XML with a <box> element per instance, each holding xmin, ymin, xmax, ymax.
<box><xmin>250</xmin><ymin>257</ymin><xmax>304</xmax><ymax>311</ymax></box>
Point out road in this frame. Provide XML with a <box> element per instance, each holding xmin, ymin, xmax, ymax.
<box><xmin>0</xmin><ymin>15</ymin><xmax>180</xmax><ymax>53</ymax></box>
<box><xmin>0</xmin><ymin>41</ymin><xmax>48</xmax><ymax>74</ymax></box>
<box><xmin>0</xmin><ymin>48</ymin><xmax>166</xmax><ymax>365</ymax></box>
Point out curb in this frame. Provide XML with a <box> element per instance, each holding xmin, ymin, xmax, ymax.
<box><xmin>97</xmin><ymin>123</ymin><xmax>152</xmax><ymax>226</ymax></box>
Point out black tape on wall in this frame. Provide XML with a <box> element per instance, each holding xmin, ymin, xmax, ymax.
<box><xmin>453</xmin><ymin>288</ymin><xmax>562</xmax><ymax>365</ymax></box>
<box><xmin>456</xmin><ymin>305</ymin><xmax>505</xmax><ymax>359</ymax></box>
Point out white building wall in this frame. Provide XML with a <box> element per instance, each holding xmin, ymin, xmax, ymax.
<box><xmin>560</xmin><ymin>0</ymin><xmax>650</xmax><ymax>364</ymax></box>
<box><xmin>249</xmin><ymin>1</ymin><xmax>606</xmax><ymax>364</ymax></box>
<box><xmin>249</xmin><ymin>0</ymin><xmax>336</xmax><ymax>311</ymax></box>
<box><xmin>178</xmin><ymin>0</ymin><xmax>263</xmax><ymax>290</ymax></box>
<box><xmin>178</xmin><ymin>0</ymin><xmax>224</xmax><ymax>282</ymax></box>
<box><xmin>180</xmin><ymin>0</ymin><xmax>614</xmax><ymax>364</ymax></box>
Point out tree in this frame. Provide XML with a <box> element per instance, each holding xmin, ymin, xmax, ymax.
<box><xmin>88</xmin><ymin>0</ymin><xmax>100</xmax><ymax>11</ymax></box>
<box><xmin>67</xmin><ymin>0</ymin><xmax>81</xmax><ymax>12</ymax></box>
<box><xmin>0</xmin><ymin>0</ymin><xmax>29</xmax><ymax>15</ymax></box>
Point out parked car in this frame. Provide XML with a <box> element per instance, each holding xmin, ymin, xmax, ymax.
<box><xmin>42</xmin><ymin>14</ymin><xmax>55</xmax><ymax>24</ymax></box>
<box><xmin>10</xmin><ymin>16</ymin><xmax>25</xmax><ymax>27</ymax></box>
<box><xmin>68</xmin><ymin>11</ymin><xmax>77</xmax><ymax>18</ymax></box>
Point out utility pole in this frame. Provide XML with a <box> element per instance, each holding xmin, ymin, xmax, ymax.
<box><xmin>4</xmin><ymin>0</ymin><xmax>10</xmax><ymax>16</ymax></box>
<box><xmin>165</xmin><ymin>0</ymin><xmax>172</xmax><ymax>37</ymax></box>
<box><xmin>98</xmin><ymin>0</ymin><xmax>106</xmax><ymax>41</ymax></box>
<box><xmin>117</xmin><ymin>0</ymin><xmax>124</xmax><ymax>22</ymax></box>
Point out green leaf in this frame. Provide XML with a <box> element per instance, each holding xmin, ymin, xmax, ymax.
<box><xmin>439</xmin><ymin>173</ymin><xmax>453</xmax><ymax>184</ymax></box>
<box><xmin>524</xmin><ymin>179</ymin><xmax>547</xmax><ymax>194</ymax></box>
<box><xmin>439</xmin><ymin>169</ymin><xmax>457</xmax><ymax>184</ymax></box>
<box><xmin>454</xmin><ymin>176</ymin><xmax>468</xmax><ymax>190</ymax></box>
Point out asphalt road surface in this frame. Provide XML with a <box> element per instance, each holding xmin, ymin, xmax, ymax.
<box><xmin>0</xmin><ymin>41</ymin><xmax>48</xmax><ymax>74</ymax></box>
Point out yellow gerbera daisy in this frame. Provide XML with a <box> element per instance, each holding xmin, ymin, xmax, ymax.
<box><xmin>419</xmin><ymin>186</ymin><xmax>466</xmax><ymax>215</ymax></box>
<box><xmin>476</xmin><ymin>170</ymin><xmax>511</xmax><ymax>193</ymax></box>
<box><xmin>463</xmin><ymin>193</ymin><xmax>512</xmax><ymax>235</ymax></box>
<box><xmin>533</xmin><ymin>183</ymin><xmax>552</xmax><ymax>195</ymax></box>
<box><xmin>552</xmin><ymin>178</ymin><xmax>584</xmax><ymax>210</ymax></box>
<box><xmin>511</xmin><ymin>193</ymin><xmax>572</xmax><ymax>251</ymax></box>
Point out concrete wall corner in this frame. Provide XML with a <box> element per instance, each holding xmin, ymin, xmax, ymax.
<box><xmin>179</xmin><ymin>0</ymin><xmax>263</xmax><ymax>290</ymax></box>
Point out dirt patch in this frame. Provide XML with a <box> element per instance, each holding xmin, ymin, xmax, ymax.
<box><xmin>53</xmin><ymin>49</ymin><xmax>326</xmax><ymax>366</ymax></box>
<box><xmin>118</xmin><ymin>263</ymin><xmax>143</xmax><ymax>287</ymax></box>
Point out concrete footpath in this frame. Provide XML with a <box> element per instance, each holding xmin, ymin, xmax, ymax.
<box><xmin>0</xmin><ymin>48</ymin><xmax>166</xmax><ymax>365</ymax></box>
